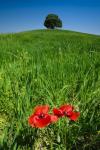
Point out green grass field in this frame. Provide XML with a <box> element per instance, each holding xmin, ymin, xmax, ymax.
<box><xmin>0</xmin><ymin>29</ymin><xmax>100</xmax><ymax>149</ymax></box>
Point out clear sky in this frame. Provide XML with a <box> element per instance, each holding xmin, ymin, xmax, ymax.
<box><xmin>0</xmin><ymin>0</ymin><xmax>100</xmax><ymax>34</ymax></box>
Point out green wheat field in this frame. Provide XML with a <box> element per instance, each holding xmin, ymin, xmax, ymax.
<box><xmin>0</xmin><ymin>30</ymin><xmax>100</xmax><ymax>149</ymax></box>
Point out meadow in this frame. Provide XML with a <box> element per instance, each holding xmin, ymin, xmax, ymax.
<box><xmin>0</xmin><ymin>29</ymin><xmax>100</xmax><ymax>149</ymax></box>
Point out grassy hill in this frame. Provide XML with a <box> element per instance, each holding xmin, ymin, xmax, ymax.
<box><xmin>0</xmin><ymin>30</ymin><xmax>100</xmax><ymax>149</ymax></box>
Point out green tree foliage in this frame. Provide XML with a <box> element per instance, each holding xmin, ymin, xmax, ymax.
<box><xmin>44</xmin><ymin>14</ymin><xmax>62</xmax><ymax>29</ymax></box>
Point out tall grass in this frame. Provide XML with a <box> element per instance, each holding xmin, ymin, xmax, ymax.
<box><xmin>0</xmin><ymin>30</ymin><xmax>100</xmax><ymax>149</ymax></box>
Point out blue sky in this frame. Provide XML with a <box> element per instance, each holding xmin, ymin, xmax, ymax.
<box><xmin>0</xmin><ymin>0</ymin><xmax>100</xmax><ymax>34</ymax></box>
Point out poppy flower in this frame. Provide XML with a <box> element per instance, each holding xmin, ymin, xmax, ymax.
<box><xmin>28</xmin><ymin>105</ymin><xmax>58</xmax><ymax>128</ymax></box>
<box><xmin>53</xmin><ymin>104</ymin><xmax>80</xmax><ymax>121</ymax></box>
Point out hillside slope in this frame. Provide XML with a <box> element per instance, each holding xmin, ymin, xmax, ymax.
<box><xmin>0</xmin><ymin>29</ymin><xmax>100</xmax><ymax>64</ymax></box>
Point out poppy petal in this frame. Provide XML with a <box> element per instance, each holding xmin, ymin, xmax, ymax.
<box><xmin>60</xmin><ymin>104</ymin><xmax>74</xmax><ymax>113</ymax></box>
<box><xmin>50</xmin><ymin>115</ymin><xmax>58</xmax><ymax>123</ymax></box>
<box><xmin>28</xmin><ymin>114</ymin><xmax>37</xmax><ymax>127</ymax></box>
<box><xmin>53</xmin><ymin>108</ymin><xmax>63</xmax><ymax>117</ymax></box>
<box><xmin>34</xmin><ymin>105</ymin><xmax>50</xmax><ymax>115</ymax></box>
<box><xmin>68</xmin><ymin>112</ymin><xmax>80</xmax><ymax>121</ymax></box>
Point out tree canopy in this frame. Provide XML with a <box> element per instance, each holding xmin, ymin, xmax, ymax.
<box><xmin>44</xmin><ymin>14</ymin><xmax>62</xmax><ymax>29</ymax></box>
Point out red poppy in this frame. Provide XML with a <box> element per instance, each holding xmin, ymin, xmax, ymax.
<box><xmin>53</xmin><ymin>104</ymin><xmax>80</xmax><ymax>121</ymax></box>
<box><xmin>28</xmin><ymin>105</ymin><xmax>58</xmax><ymax>128</ymax></box>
